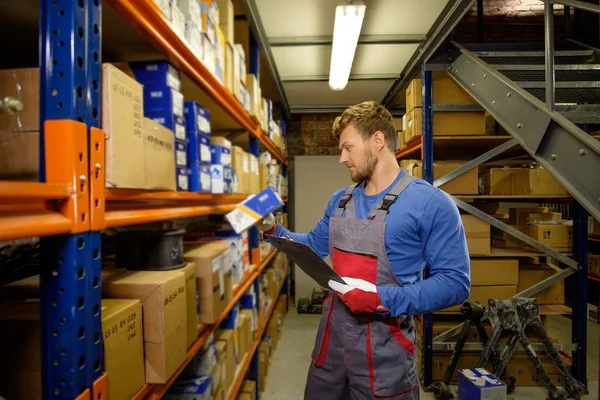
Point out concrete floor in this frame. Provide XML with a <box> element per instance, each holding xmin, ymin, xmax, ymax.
<box><xmin>262</xmin><ymin>310</ymin><xmax>599</xmax><ymax>399</ymax></box>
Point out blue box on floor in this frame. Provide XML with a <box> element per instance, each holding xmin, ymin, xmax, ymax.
<box><xmin>175</xmin><ymin>140</ymin><xmax>188</xmax><ymax>167</ymax></box>
<box><xmin>144</xmin><ymin>85</ymin><xmax>184</xmax><ymax>118</ymax></box>
<box><xmin>130</xmin><ymin>61</ymin><xmax>181</xmax><ymax>91</ymax></box>
<box><xmin>184</xmin><ymin>101</ymin><xmax>211</xmax><ymax>136</ymax></box>
<box><xmin>176</xmin><ymin>167</ymin><xmax>189</xmax><ymax>191</ymax></box>
<box><xmin>457</xmin><ymin>368</ymin><xmax>506</xmax><ymax>400</ymax></box>
<box><xmin>188</xmin><ymin>132</ymin><xmax>211</xmax><ymax>164</ymax></box>
<box><xmin>189</xmin><ymin>162</ymin><xmax>212</xmax><ymax>193</ymax></box>
<box><xmin>147</xmin><ymin>112</ymin><xmax>186</xmax><ymax>141</ymax></box>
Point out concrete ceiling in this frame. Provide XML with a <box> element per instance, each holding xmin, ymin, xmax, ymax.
<box><xmin>252</xmin><ymin>0</ymin><xmax>451</xmax><ymax>113</ymax></box>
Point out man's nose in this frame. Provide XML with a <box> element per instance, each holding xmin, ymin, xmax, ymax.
<box><xmin>339</xmin><ymin>150</ymin><xmax>348</xmax><ymax>164</ymax></box>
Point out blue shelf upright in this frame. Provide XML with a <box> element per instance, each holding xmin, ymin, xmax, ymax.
<box><xmin>420</xmin><ymin>64</ymin><xmax>434</xmax><ymax>388</ymax></box>
<box><xmin>39</xmin><ymin>0</ymin><xmax>103</xmax><ymax>398</ymax></box>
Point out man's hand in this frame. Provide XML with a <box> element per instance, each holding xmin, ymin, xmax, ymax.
<box><xmin>328</xmin><ymin>278</ymin><xmax>389</xmax><ymax>314</ymax></box>
<box><xmin>256</xmin><ymin>213</ymin><xmax>276</xmax><ymax>233</ymax></box>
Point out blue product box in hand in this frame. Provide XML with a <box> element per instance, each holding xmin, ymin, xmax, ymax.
<box><xmin>189</xmin><ymin>162</ymin><xmax>212</xmax><ymax>193</ymax></box>
<box><xmin>147</xmin><ymin>112</ymin><xmax>186</xmax><ymax>141</ymax></box>
<box><xmin>175</xmin><ymin>140</ymin><xmax>188</xmax><ymax>167</ymax></box>
<box><xmin>130</xmin><ymin>61</ymin><xmax>181</xmax><ymax>91</ymax></box>
<box><xmin>176</xmin><ymin>167</ymin><xmax>189</xmax><ymax>191</ymax></box>
<box><xmin>457</xmin><ymin>368</ymin><xmax>506</xmax><ymax>400</ymax></box>
<box><xmin>144</xmin><ymin>85</ymin><xmax>184</xmax><ymax>118</ymax></box>
<box><xmin>184</xmin><ymin>101</ymin><xmax>211</xmax><ymax>136</ymax></box>
<box><xmin>225</xmin><ymin>187</ymin><xmax>285</xmax><ymax>234</ymax></box>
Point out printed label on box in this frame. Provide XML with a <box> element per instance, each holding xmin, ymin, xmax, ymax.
<box><xmin>178</xmin><ymin>174</ymin><xmax>189</xmax><ymax>191</ymax></box>
<box><xmin>173</xmin><ymin>90</ymin><xmax>184</xmax><ymax>117</ymax></box>
<box><xmin>201</xmin><ymin>143</ymin><xmax>211</xmax><ymax>163</ymax></box>
<box><xmin>177</xmin><ymin>150</ymin><xmax>187</xmax><ymax>166</ymax></box>
<box><xmin>176</xmin><ymin>122</ymin><xmax>186</xmax><ymax>140</ymax></box>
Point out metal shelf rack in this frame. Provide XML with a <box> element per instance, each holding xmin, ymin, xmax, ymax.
<box><xmin>393</xmin><ymin>0</ymin><xmax>600</xmax><ymax>383</ymax></box>
<box><xmin>1</xmin><ymin>1</ymin><xmax>289</xmax><ymax>399</ymax></box>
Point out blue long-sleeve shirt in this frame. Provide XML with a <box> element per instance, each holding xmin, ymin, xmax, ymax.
<box><xmin>271</xmin><ymin>169</ymin><xmax>470</xmax><ymax>316</ymax></box>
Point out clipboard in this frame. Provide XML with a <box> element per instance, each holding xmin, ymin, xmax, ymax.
<box><xmin>265</xmin><ymin>234</ymin><xmax>347</xmax><ymax>289</ymax></box>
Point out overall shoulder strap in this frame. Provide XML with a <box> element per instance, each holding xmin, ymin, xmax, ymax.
<box><xmin>334</xmin><ymin>183</ymin><xmax>358</xmax><ymax>217</ymax></box>
<box><xmin>368</xmin><ymin>174</ymin><xmax>415</xmax><ymax>221</ymax></box>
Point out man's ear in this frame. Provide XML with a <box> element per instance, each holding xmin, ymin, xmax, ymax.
<box><xmin>372</xmin><ymin>131</ymin><xmax>386</xmax><ymax>151</ymax></box>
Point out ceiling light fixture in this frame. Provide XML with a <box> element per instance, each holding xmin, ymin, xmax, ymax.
<box><xmin>329</xmin><ymin>1</ymin><xmax>366</xmax><ymax>91</ymax></box>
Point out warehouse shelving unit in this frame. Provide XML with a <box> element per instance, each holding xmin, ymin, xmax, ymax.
<box><xmin>394</xmin><ymin>1</ymin><xmax>600</xmax><ymax>387</ymax></box>
<box><xmin>1</xmin><ymin>0</ymin><xmax>289</xmax><ymax>399</ymax></box>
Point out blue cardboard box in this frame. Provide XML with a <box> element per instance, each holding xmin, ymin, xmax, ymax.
<box><xmin>211</xmin><ymin>145</ymin><xmax>231</xmax><ymax>166</ymax></box>
<box><xmin>219</xmin><ymin>303</ymin><xmax>239</xmax><ymax>330</ymax></box>
<box><xmin>130</xmin><ymin>61</ymin><xmax>181</xmax><ymax>91</ymax></box>
<box><xmin>225</xmin><ymin>187</ymin><xmax>285</xmax><ymax>233</ymax></box>
<box><xmin>175</xmin><ymin>140</ymin><xmax>188</xmax><ymax>167</ymax></box>
<box><xmin>144</xmin><ymin>85</ymin><xmax>184</xmax><ymax>118</ymax></box>
<box><xmin>176</xmin><ymin>167</ymin><xmax>189</xmax><ymax>191</ymax></box>
<box><xmin>188</xmin><ymin>132</ymin><xmax>211</xmax><ymax>164</ymax></box>
<box><xmin>457</xmin><ymin>368</ymin><xmax>506</xmax><ymax>400</ymax></box>
<box><xmin>147</xmin><ymin>112</ymin><xmax>186</xmax><ymax>141</ymax></box>
<box><xmin>184</xmin><ymin>101</ymin><xmax>211</xmax><ymax>136</ymax></box>
<box><xmin>189</xmin><ymin>162</ymin><xmax>212</xmax><ymax>193</ymax></box>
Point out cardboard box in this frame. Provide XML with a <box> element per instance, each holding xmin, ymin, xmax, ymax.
<box><xmin>440</xmin><ymin>285</ymin><xmax>517</xmax><ymax>312</ymax></box>
<box><xmin>185</xmin><ymin>242</ymin><xmax>232</xmax><ymax>324</ymax></box>
<box><xmin>483</xmin><ymin>168</ymin><xmax>567</xmax><ymax>196</ymax></box>
<box><xmin>102</xmin><ymin>270</ymin><xmax>187</xmax><ymax>383</ymax></box>
<box><xmin>0</xmin><ymin>299</ymin><xmax>145</xmax><ymax>400</ymax></box>
<box><xmin>241</xmin><ymin>380</ymin><xmax>257</xmax><ymax>400</ymax></box>
<box><xmin>0</xmin><ymin>68</ymin><xmax>40</xmax><ymax>180</ymax></box>
<box><xmin>461</xmin><ymin>215</ymin><xmax>491</xmax><ymax>255</ymax></box>
<box><xmin>232</xmin><ymin>146</ymin><xmax>248</xmax><ymax>194</ymax></box>
<box><xmin>225</xmin><ymin>187</ymin><xmax>284</xmax><ymax>233</ymax></box>
<box><xmin>470</xmin><ymin>259</ymin><xmax>519</xmax><ymax>286</ymax></box>
<box><xmin>413</xmin><ymin>161</ymin><xmax>479</xmax><ymax>195</ymax></box>
<box><xmin>215</xmin><ymin>329</ymin><xmax>235</xmax><ymax>393</ymax></box>
<box><xmin>589</xmin><ymin>254</ymin><xmax>600</xmax><ymax>276</ymax></box>
<box><xmin>528</xmin><ymin>223</ymin><xmax>572</xmax><ymax>251</ymax></box>
<box><xmin>249</xmin><ymin>154</ymin><xmax>260</xmax><ymax>194</ymax></box>
<box><xmin>518</xmin><ymin>266</ymin><xmax>565</xmax><ymax>305</ymax></box>
<box><xmin>405</xmin><ymin>72</ymin><xmax>478</xmax><ymax>114</ymax></box>
<box><xmin>102</xmin><ymin>63</ymin><xmax>146</xmax><ymax>189</ymax></box>
<box><xmin>143</xmin><ymin>117</ymin><xmax>177</xmax><ymax>191</ymax></box>
<box><xmin>404</xmin><ymin>107</ymin><xmax>486</xmax><ymax>140</ymax></box>
<box><xmin>181</xmin><ymin>262</ymin><xmax>199</xmax><ymax>348</ymax></box>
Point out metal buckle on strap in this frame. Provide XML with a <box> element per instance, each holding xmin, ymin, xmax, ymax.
<box><xmin>378</xmin><ymin>193</ymin><xmax>398</xmax><ymax>213</ymax></box>
<box><xmin>338</xmin><ymin>193</ymin><xmax>352</xmax><ymax>209</ymax></box>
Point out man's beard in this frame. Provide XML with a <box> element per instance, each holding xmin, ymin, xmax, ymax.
<box><xmin>350</xmin><ymin>148</ymin><xmax>378</xmax><ymax>183</ymax></box>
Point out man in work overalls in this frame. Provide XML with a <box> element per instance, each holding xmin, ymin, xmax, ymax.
<box><xmin>258</xmin><ymin>101</ymin><xmax>471</xmax><ymax>399</ymax></box>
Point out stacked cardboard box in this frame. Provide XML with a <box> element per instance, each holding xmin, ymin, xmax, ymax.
<box><xmin>482</xmin><ymin>167</ymin><xmax>567</xmax><ymax>196</ymax></box>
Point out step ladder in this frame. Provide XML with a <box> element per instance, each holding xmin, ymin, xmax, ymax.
<box><xmin>440</xmin><ymin>40</ymin><xmax>600</xmax><ymax>222</ymax></box>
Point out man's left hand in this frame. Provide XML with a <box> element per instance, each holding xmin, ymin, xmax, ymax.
<box><xmin>328</xmin><ymin>278</ymin><xmax>389</xmax><ymax>314</ymax></box>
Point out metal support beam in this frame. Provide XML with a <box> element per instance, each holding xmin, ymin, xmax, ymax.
<box><xmin>269</xmin><ymin>34</ymin><xmax>426</xmax><ymax>47</ymax></box>
<box><xmin>289</xmin><ymin>106</ymin><xmax>406</xmax><ymax>115</ymax></box>
<box><xmin>434</xmin><ymin>268</ymin><xmax>576</xmax><ymax>343</ymax></box>
<box><xmin>240</xmin><ymin>0</ymin><xmax>291</xmax><ymax>121</ymax></box>
<box><xmin>553</xmin><ymin>0</ymin><xmax>600</xmax><ymax>14</ymax></box>
<box><xmin>433</xmin><ymin>139</ymin><xmax>518</xmax><ymax>188</ymax></box>
<box><xmin>545</xmin><ymin>0</ymin><xmax>556</xmax><ymax>111</ymax></box>
<box><xmin>446</xmin><ymin>41</ymin><xmax>600</xmax><ymax>222</ymax></box>
<box><xmin>451</xmin><ymin>197</ymin><xmax>578</xmax><ymax>268</ymax></box>
<box><xmin>381</xmin><ymin>0</ymin><xmax>475</xmax><ymax>107</ymax></box>
<box><xmin>432</xmin><ymin>342</ymin><xmax>576</xmax><ymax>352</ymax></box>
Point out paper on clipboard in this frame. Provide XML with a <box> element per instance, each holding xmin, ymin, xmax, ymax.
<box><xmin>265</xmin><ymin>234</ymin><xmax>346</xmax><ymax>289</ymax></box>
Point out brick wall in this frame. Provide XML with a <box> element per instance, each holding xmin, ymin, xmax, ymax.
<box><xmin>454</xmin><ymin>0</ymin><xmax>569</xmax><ymax>43</ymax></box>
<box><xmin>287</xmin><ymin>114</ymin><xmax>339</xmax><ymax>158</ymax></box>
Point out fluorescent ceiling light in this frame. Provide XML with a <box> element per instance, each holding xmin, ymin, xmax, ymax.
<box><xmin>329</xmin><ymin>1</ymin><xmax>366</xmax><ymax>91</ymax></box>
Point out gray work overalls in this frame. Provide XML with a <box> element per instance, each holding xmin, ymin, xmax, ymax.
<box><xmin>304</xmin><ymin>174</ymin><xmax>419</xmax><ymax>399</ymax></box>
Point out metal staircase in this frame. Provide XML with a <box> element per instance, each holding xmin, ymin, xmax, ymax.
<box><xmin>439</xmin><ymin>39</ymin><xmax>600</xmax><ymax>222</ymax></box>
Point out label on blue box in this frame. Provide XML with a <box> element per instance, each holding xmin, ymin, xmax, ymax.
<box><xmin>130</xmin><ymin>61</ymin><xmax>181</xmax><ymax>91</ymax></box>
<box><xmin>189</xmin><ymin>163</ymin><xmax>212</xmax><ymax>193</ymax></box>
<box><xmin>211</xmin><ymin>164</ymin><xmax>224</xmax><ymax>194</ymax></box>
<box><xmin>144</xmin><ymin>86</ymin><xmax>184</xmax><ymax>118</ymax></box>
<box><xmin>175</xmin><ymin>140</ymin><xmax>188</xmax><ymax>167</ymax></box>
<box><xmin>147</xmin><ymin>112</ymin><xmax>186</xmax><ymax>141</ymax></box>
<box><xmin>176</xmin><ymin>167</ymin><xmax>189</xmax><ymax>191</ymax></box>
<box><xmin>211</xmin><ymin>145</ymin><xmax>231</xmax><ymax>166</ymax></box>
<box><xmin>184</xmin><ymin>101</ymin><xmax>211</xmax><ymax>136</ymax></box>
<box><xmin>458</xmin><ymin>368</ymin><xmax>506</xmax><ymax>400</ymax></box>
<box><xmin>225</xmin><ymin>187</ymin><xmax>284</xmax><ymax>233</ymax></box>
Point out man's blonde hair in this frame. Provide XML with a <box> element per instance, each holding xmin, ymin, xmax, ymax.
<box><xmin>332</xmin><ymin>101</ymin><xmax>396</xmax><ymax>150</ymax></box>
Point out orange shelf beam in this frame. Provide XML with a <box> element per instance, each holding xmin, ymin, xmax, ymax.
<box><xmin>105</xmin><ymin>189</ymin><xmax>247</xmax><ymax>204</ymax></box>
<box><xmin>104</xmin><ymin>0</ymin><xmax>286</xmax><ymax>165</ymax></box>
<box><xmin>0</xmin><ymin>181</ymin><xmax>72</xmax><ymax>200</ymax></box>
<box><xmin>137</xmin><ymin>252</ymin><xmax>278</xmax><ymax>399</ymax></box>
<box><xmin>227</xmin><ymin>268</ymin><xmax>290</xmax><ymax>400</ymax></box>
<box><xmin>395</xmin><ymin>136</ymin><xmax>423</xmax><ymax>160</ymax></box>
<box><xmin>258</xmin><ymin>249</ymin><xmax>278</xmax><ymax>274</ymax></box>
<box><xmin>105</xmin><ymin>204</ymin><xmax>239</xmax><ymax>227</ymax></box>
